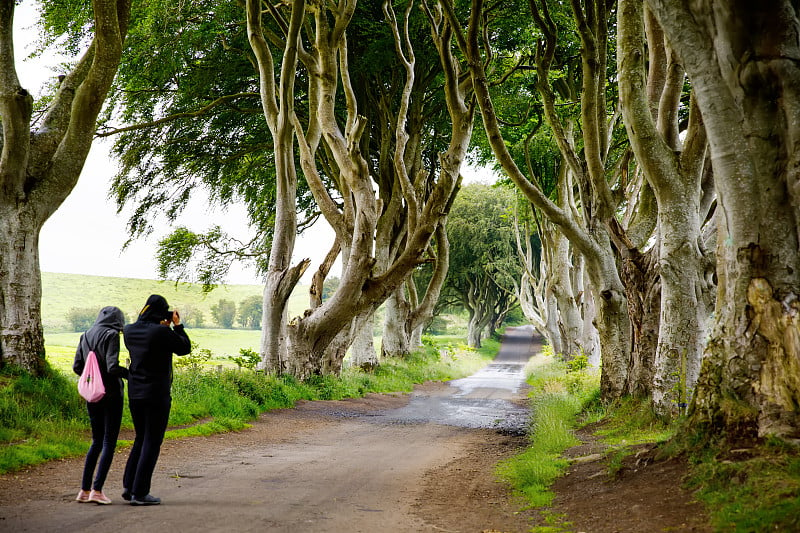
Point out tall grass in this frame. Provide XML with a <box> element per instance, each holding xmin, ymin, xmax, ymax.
<box><xmin>0</xmin><ymin>336</ymin><xmax>494</xmax><ymax>474</ymax></box>
<box><xmin>496</xmin><ymin>353</ymin><xmax>600</xmax><ymax>508</ymax></box>
<box><xmin>0</xmin><ymin>365</ymin><xmax>90</xmax><ymax>472</ymax></box>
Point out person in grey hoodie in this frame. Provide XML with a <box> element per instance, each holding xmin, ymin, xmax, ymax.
<box><xmin>73</xmin><ymin>306</ymin><xmax>127</xmax><ymax>505</ymax></box>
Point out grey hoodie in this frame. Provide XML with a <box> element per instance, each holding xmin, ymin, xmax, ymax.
<box><xmin>73</xmin><ymin>306</ymin><xmax>128</xmax><ymax>399</ymax></box>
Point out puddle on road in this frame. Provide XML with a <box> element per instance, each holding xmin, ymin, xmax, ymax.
<box><xmin>372</xmin><ymin>359</ymin><xmax>531</xmax><ymax>435</ymax></box>
<box><xmin>449</xmin><ymin>362</ymin><xmax>528</xmax><ymax>398</ymax></box>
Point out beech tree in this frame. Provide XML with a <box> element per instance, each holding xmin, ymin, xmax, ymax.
<box><xmin>444</xmin><ymin>0</ymin><xmax>634</xmax><ymax>399</ymax></box>
<box><xmin>617</xmin><ymin>0</ymin><xmax>716</xmax><ymax>413</ymax></box>
<box><xmin>247</xmin><ymin>0</ymin><xmax>473</xmax><ymax>376</ymax></box>
<box><xmin>0</xmin><ymin>0</ymin><xmax>130</xmax><ymax>374</ymax></box>
<box><xmin>646</xmin><ymin>1</ymin><xmax>800</xmax><ymax>441</ymax></box>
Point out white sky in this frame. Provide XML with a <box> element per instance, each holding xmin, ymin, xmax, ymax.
<box><xmin>14</xmin><ymin>1</ymin><xmax>495</xmax><ymax>286</ymax></box>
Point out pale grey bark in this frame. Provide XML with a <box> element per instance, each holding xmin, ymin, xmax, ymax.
<box><xmin>450</xmin><ymin>0</ymin><xmax>631</xmax><ymax>399</ymax></box>
<box><xmin>647</xmin><ymin>0</ymin><xmax>800</xmax><ymax>439</ymax></box>
<box><xmin>281</xmin><ymin>0</ymin><xmax>472</xmax><ymax>377</ymax></box>
<box><xmin>349</xmin><ymin>312</ymin><xmax>378</xmax><ymax>369</ymax></box>
<box><xmin>247</xmin><ymin>0</ymin><xmax>311</xmax><ymax>373</ymax></box>
<box><xmin>0</xmin><ymin>0</ymin><xmax>130</xmax><ymax>374</ymax></box>
<box><xmin>619</xmin><ymin>0</ymin><xmax>714</xmax><ymax>412</ymax></box>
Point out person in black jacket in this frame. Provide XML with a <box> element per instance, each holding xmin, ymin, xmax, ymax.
<box><xmin>73</xmin><ymin>306</ymin><xmax>127</xmax><ymax>505</ymax></box>
<box><xmin>122</xmin><ymin>294</ymin><xmax>191</xmax><ymax>506</ymax></box>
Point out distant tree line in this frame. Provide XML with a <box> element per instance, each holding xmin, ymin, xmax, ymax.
<box><xmin>65</xmin><ymin>296</ymin><xmax>262</xmax><ymax>332</ymax></box>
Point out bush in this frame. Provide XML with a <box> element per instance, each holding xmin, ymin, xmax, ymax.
<box><xmin>65</xmin><ymin>307</ymin><xmax>97</xmax><ymax>332</ymax></box>
<box><xmin>229</xmin><ymin>348</ymin><xmax>261</xmax><ymax>370</ymax></box>
<box><xmin>211</xmin><ymin>299</ymin><xmax>236</xmax><ymax>328</ymax></box>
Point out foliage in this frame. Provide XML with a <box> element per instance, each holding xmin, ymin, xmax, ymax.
<box><xmin>180</xmin><ymin>304</ymin><xmax>206</xmax><ymax>328</ymax></box>
<box><xmin>238</xmin><ymin>295</ymin><xmax>262</xmax><ymax>330</ymax></box>
<box><xmin>321</xmin><ymin>276</ymin><xmax>340</xmax><ymax>302</ymax></box>
<box><xmin>173</xmin><ymin>342</ymin><xmax>213</xmax><ymax>371</ymax></box>
<box><xmin>444</xmin><ymin>183</ymin><xmax>523</xmax><ymax>339</ymax></box>
<box><xmin>229</xmin><ymin>348</ymin><xmax>261</xmax><ymax>370</ymax></box>
<box><xmin>64</xmin><ymin>307</ymin><xmax>97</xmax><ymax>332</ymax></box>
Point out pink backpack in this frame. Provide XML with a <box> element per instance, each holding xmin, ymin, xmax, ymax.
<box><xmin>78</xmin><ymin>351</ymin><xmax>106</xmax><ymax>403</ymax></box>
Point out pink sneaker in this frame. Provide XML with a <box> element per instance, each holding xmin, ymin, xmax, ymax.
<box><xmin>88</xmin><ymin>490</ymin><xmax>112</xmax><ymax>505</ymax></box>
<box><xmin>76</xmin><ymin>490</ymin><xmax>90</xmax><ymax>503</ymax></box>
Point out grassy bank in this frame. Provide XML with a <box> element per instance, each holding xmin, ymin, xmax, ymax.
<box><xmin>496</xmin><ymin>350</ymin><xmax>601</xmax><ymax>509</ymax></box>
<box><xmin>0</xmin><ymin>335</ymin><xmax>497</xmax><ymax>474</ymax></box>
<box><xmin>503</xmin><ymin>348</ymin><xmax>800</xmax><ymax>532</ymax></box>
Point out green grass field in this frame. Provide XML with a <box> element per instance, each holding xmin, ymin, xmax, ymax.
<box><xmin>44</xmin><ymin>329</ymin><xmax>264</xmax><ymax>374</ymax></box>
<box><xmin>42</xmin><ymin>271</ymin><xmax>309</xmax><ymax>332</ymax></box>
<box><xmin>42</xmin><ymin>271</ymin><xmax>305</xmax><ymax>372</ymax></box>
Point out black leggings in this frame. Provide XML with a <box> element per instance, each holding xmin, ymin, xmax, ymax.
<box><xmin>123</xmin><ymin>397</ymin><xmax>171</xmax><ymax>498</ymax></box>
<box><xmin>81</xmin><ymin>395</ymin><xmax>123</xmax><ymax>492</ymax></box>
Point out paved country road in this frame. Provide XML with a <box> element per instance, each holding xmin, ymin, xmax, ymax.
<box><xmin>0</xmin><ymin>327</ymin><xmax>541</xmax><ymax>532</ymax></box>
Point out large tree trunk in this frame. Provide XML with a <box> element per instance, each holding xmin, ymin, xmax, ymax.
<box><xmin>648</xmin><ymin>0</ymin><xmax>800</xmax><ymax>440</ymax></box>
<box><xmin>349</xmin><ymin>311</ymin><xmax>378</xmax><ymax>370</ymax></box>
<box><xmin>0</xmin><ymin>1</ymin><xmax>130</xmax><ymax>374</ymax></box>
<box><xmin>584</xmin><ymin>247</ymin><xmax>632</xmax><ymax>398</ymax></box>
<box><xmin>547</xmin><ymin>219</ymin><xmax>584</xmax><ymax>357</ymax></box>
<box><xmin>247</xmin><ymin>0</ymin><xmax>311</xmax><ymax>373</ymax></box>
<box><xmin>0</xmin><ymin>215</ymin><xmax>45</xmax><ymax>374</ymax></box>
<box><xmin>284</xmin><ymin>1</ymin><xmax>472</xmax><ymax>375</ymax></box>
<box><xmin>620</xmin><ymin>248</ymin><xmax>660</xmax><ymax>397</ymax></box>
<box><xmin>619</xmin><ymin>0</ymin><xmax>715</xmax><ymax>412</ymax></box>
<box><xmin>382</xmin><ymin>290</ymin><xmax>411</xmax><ymax>357</ymax></box>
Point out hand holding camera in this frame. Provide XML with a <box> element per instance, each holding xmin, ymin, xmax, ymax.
<box><xmin>161</xmin><ymin>310</ymin><xmax>181</xmax><ymax>327</ymax></box>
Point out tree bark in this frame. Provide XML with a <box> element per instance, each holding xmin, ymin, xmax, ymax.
<box><xmin>647</xmin><ymin>0</ymin><xmax>800</xmax><ymax>440</ymax></box>
<box><xmin>452</xmin><ymin>0</ymin><xmax>631</xmax><ymax>399</ymax></box>
<box><xmin>618</xmin><ymin>0</ymin><xmax>715</xmax><ymax>411</ymax></box>
<box><xmin>0</xmin><ymin>0</ymin><xmax>131</xmax><ymax>374</ymax></box>
<box><xmin>247</xmin><ymin>0</ymin><xmax>312</xmax><ymax>374</ymax></box>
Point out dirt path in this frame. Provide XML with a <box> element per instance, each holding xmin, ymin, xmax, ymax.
<box><xmin>0</xmin><ymin>327</ymin><xmax>539</xmax><ymax>532</ymax></box>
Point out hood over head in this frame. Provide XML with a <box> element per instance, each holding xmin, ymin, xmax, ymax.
<box><xmin>82</xmin><ymin>306</ymin><xmax>125</xmax><ymax>353</ymax></box>
<box><xmin>138</xmin><ymin>294</ymin><xmax>171</xmax><ymax>323</ymax></box>
<box><xmin>94</xmin><ymin>306</ymin><xmax>125</xmax><ymax>331</ymax></box>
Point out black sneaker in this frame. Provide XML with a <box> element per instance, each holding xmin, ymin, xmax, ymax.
<box><xmin>121</xmin><ymin>489</ymin><xmax>131</xmax><ymax>501</ymax></box>
<box><xmin>130</xmin><ymin>494</ymin><xmax>161</xmax><ymax>506</ymax></box>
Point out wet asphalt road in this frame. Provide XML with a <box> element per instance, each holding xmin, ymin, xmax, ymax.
<box><xmin>372</xmin><ymin>326</ymin><xmax>539</xmax><ymax>434</ymax></box>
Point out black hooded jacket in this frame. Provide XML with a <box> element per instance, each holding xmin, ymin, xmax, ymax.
<box><xmin>73</xmin><ymin>306</ymin><xmax>128</xmax><ymax>399</ymax></box>
<box><xmin>124</xmin><ymin>294</ymin><xmax>191</xmax><ymax>400</ymax></box>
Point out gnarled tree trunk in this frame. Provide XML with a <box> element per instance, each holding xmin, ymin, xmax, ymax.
<box><xmin>0</xmin><ymin>1</ymin><xmax>131</xmax><ymax>374</ymax></box>
<box><xmin>648</xmin><ymin>0</ymin><xmax>800</xmax><ymax>440</ymax></box>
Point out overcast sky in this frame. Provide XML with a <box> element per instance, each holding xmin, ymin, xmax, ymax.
<box><xmin>15</xmin><ymin>1</ymin><xmax>494</xmax><ymax>286</ymax></box>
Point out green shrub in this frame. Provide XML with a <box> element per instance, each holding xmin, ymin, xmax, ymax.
<box><xmin>229</xmin><ymin>348</ymin><xmax>261</xmax><ymax>370</ymax></box>
<box><xmin>65</xmin><ymin>307</ymin><xmax>97</xmax><ymax>332</ymax></box>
